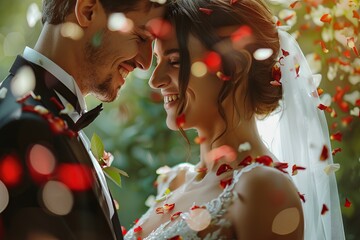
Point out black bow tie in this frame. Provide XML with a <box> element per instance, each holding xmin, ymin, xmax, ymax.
<box><xmin>46</xmin><ymin>76</ymin><xmax>103</xmax><ymax>131</ymax></box>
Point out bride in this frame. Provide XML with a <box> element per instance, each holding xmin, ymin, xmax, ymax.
<box><xmin>125</xmin><ymin>0</ymin><xmax>344</xmax><ymax>239</ymax></box>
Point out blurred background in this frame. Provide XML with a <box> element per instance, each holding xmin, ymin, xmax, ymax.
<box><xmin>0</xmin><ymin>0</ymin><xmax>359</xmax><ymax>238</ymax></box>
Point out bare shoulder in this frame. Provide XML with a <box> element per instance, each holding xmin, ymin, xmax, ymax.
<box><xmin>229</xmin><ymin>164</ymin><xmax>304</xmax><ymax>240</ymax></box>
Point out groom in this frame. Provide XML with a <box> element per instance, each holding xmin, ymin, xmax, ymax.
<box><xmin>0</xmin><ymin>0</ymin><xmax>164</xmax><ymax>239</ymax></box>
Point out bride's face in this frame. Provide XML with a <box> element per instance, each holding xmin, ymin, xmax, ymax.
<box><xmin>150</xmin><ymin>30</ymin><xmax>224</xmax><ymax>131</ymax></box>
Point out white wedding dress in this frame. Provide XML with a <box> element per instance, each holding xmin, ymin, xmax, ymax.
<box><xmin>124</xmin><ymin>162</ymin><xmax>264</xmax><ymax>240</ymax></box>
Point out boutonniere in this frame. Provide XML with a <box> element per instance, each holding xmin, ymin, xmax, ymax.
<box><xmin>90</xmin><ymin>133</ymin><xmax>128</xmax><ymax>187</ymax></box>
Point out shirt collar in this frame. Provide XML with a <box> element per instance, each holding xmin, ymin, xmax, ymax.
<box><xmin>22</xmin><ymin>47</ymin><xmax>87</xmax><ymax>112</ymax></box>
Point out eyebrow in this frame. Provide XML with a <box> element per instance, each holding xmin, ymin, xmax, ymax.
<box><xmin>164</xmin><ymin>48</ymin><xmax>180</xmax><ymax>56</ymax></box>
<box><xmin>154</xmin><ymin>48</ymin><xmax>179</xmax><ymax>58</ymax></box>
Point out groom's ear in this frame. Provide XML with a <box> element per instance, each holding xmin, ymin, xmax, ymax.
<box><xmin>75</xmin><ymin>0</ymin><xmax>100</xmax><ymax>27</ymax></box>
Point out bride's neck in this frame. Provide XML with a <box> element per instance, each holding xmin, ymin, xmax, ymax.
<box><xmin>197</xmin><ymin>116</ymin><xmax>271</xmax><ymax>171</ymax></box>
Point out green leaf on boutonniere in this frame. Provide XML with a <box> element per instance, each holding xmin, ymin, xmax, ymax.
<box><xmin>91</xmin><ymin>133</ymin><xmax>129</xmax><ymax>188</ymax></box>
<box><xmin>103</xmin><ymin>166</ymin><xmax>129</xmax><ymax>187</ymax></box>
<box><xmin>91</xmin><ymin>133</ymin><xmax>104</xmax><ymax>160</ymax></box>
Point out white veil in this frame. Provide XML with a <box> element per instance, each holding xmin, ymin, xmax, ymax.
<box><xmin>256</xmin><ymin>27</ymin><xmax>345</xmax><ymax>239</ymax></box>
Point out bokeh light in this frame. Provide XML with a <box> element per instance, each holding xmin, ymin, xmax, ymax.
<box><xmin>10</xmin><ymin>65</ymin><xmax>36</xmax><ymax>98</ymax></box>
<box><xmin>57</xmin><ymin>164</ymin><xmax>93</xmax><ymax>191</ymax></box>
<box><xmin>272</xmin><ymin>207</ymin><xmax>300</xmax><ymax>235</ymax></box>
<box><xmin>42</xmin><ymin>180</ymin><xmax>74</xmax><ymax>216</ymax></box>
<box><xmin>184</xmin><ymin>208</ymin><xmax>211</xmax><ymax>231</ymax></box>
<box><xmin>3</xmin><ymin>32</ymin><xmax>25</xmax><ymax>56</ymax></box>
<box><xmin>60</xmin><ymin>22</ymin><xmax>84</xmax><ymax>40</ymax></box>
<box><xmin>0</xmin><ymin>154</ymin><xmax>23</xmax><ymax>187</ymax></box>
<box><xmin>146</xmin><ymin>18</ymin><xmax>172</xmax><ymax>39</ymax></box>
<box><xmin>26</xmin><ymin>3</ymin><xmax>41</xmax><ymax>28</ymax></box>
<box><xmin>191</xmin><ymin>61</ymin><xmax>207</xmax><ymax>78</ymax></box>
<box><xmin>108</xmin><ymin>13</ymin><xmax>134</xmax><ymax>33</ymax></box>
<box><xmin>0</xmin><ymin>180</ymin><xmax>9</xmax><ymax>213</ymax></box>
<box><xmin>28</xmin><ymin>144</ymin><xmax>56</xmax><ymax>176</ymax></box>
<box><xmin>253</xmin><ymin>48</ymin><xmax>274</xmax><ymax>61</ymax></box>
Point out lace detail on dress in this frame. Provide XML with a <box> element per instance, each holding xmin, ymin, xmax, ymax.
<box><xmin>124</xmin><ymin>163</ymin><xmax>262</xmax><ymax>240</ymax></box>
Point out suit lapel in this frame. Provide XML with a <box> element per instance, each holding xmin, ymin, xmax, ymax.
<box><xmin>6</xmin><ymin>55</ymin><xmax>116</xmax><ymax>232</ymax></box>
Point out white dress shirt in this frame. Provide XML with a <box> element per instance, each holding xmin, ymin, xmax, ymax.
<box><xmin>23</xmin><ymin>47</ymin><xmax>115</xmax><ymax>219</ymax></box>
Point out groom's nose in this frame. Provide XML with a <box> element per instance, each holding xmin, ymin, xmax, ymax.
<box><xmin>134</xmin><ymin>40</ymin><xmax>153</xmax><ymax>70</ymax></box>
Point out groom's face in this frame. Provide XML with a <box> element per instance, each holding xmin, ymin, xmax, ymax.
<box><xmin>81</xmin><ymin>1</ymin><xmax>164</xmax><ymax>102</ymax></box>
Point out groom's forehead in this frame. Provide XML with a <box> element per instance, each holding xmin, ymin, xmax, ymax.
<box><xmin>111</xmin><ymin>0</ymin><xmax>164</xmax><ymax>13</ymax></box>
<box><xmin>124</xmin><ymin>1</ymin><xmax>165</xmax><ymax>27</ymax></box>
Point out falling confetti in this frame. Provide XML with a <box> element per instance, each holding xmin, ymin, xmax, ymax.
<box><xmin>238</xmin><ymin>142</ymin><xmax>251</xmax><ymax>152</ymax></box>
<box><xmin>320</xmin><ymin>145</ymin><xmax>329</xmax><ymax>161</ymax></box>
<box><xmin>344</xmin><ymin>198</ymin><xmax>352</xmax><ymax>208</ymax></box>
<box><xmin>321</xmin><ymin>204</ymin><xmax>329</xmax><ymax>215</ymax></box>
<box><xmin>323</xmin><ymin>163</ymin><xmax>340</xmax><ymax>175</ymax></box>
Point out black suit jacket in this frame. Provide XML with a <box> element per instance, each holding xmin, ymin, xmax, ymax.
<box><xmin>0</xmin><ymin>56</ymin><xmax>123</xmax><ymax>240</ymax></box>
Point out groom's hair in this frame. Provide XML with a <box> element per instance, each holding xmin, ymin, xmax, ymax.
<box><xmin>42</xmin><ymin>0</ymin><xmax>158</xmax><ymax>24</ymax></box>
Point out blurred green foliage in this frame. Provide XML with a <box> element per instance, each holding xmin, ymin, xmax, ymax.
<box><xmin>0</xmin><ymin>0</ymin><xmax>359</xmax><ymax>238</ymax></box>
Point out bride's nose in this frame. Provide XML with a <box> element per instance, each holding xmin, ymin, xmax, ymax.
<box><xmin>148</xmin><ymin>65</ymin><xmax>171</xmax><ymax>89</ymax></box>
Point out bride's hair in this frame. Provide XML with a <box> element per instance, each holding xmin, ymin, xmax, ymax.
<box><xmin>41</xmin><ymin>0</ymin><xmax>161</xmax><ymax>24</ymax></box>
<box><xmin>166</xmin><ymin>0</ymin><xmax>282</xmax><ymax>124</ymax></box>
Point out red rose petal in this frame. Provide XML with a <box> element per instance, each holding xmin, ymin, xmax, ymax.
<box><xmin>318</xmin><ymin>104</ymin><xmax>328</xmax><ymax>111</ymax></box>
<box><xmin>274</xmin><ymin>162</ymin><xmax>289</xmax><ymax>173</ymax></box>
<box><xmin>170</xmin><ymin>211</ymin><xmax>182</xmax><ymax>221</ymax></box>
<box><xmin>332</xmin><ymin>148</ymin><xmax>342</xmax><ymax>156</ymax></box>
<box><xmin>199</xmin><ymin>7</ymin><xmax>213</xmax><ymax>15</ymax></box>
<box><xmin>320</xmin><ymin>145</ymin><xmax>329</xmax><ymax>161</ymax></box>
<box><xmin>281</xmin><ymin>49</ymin><xmax>290</xmax><ymax>57</ymax></box>
<box><xmin>330</xmin><ymin>132</ymin><xmax>343</xmax><ymax>142</ymax></box>
<box><xmin>290</xmin><ymin>1</ymin><xmax>300</xmax><ymax>8</ymax></box>
<box><xmin>121</xmin><ymin>226</ymin><xmax>128</xmax><ymax>235</ymax></box>
<box><xmin>238</xmin><ymin>155</ymin><xmax>253</xmax><ymax>167</ymax></box>
<box><xmin>255</xmin><ymin>155</ymin><xmax>273</xmax><ymax>166</ymax></box>
<box><xmin>321</xmin><ymin>204</ymin><xmax>329</xmax><ymax>215</ymax></box>
<box><xmin>272</xmin><ymin>63</ymin><xmax>282</xmax><ymax>82</ymax></box>
<box><xmin>190</xmin><ymin>205</ymin><xmax>206</xmax><ymax>211</ymax></box>
<box><xmin>164</xmin><ymin>203</ymin><xmax>175</xmax><ymax>213</ymax></box>
<box><xmin>298</xmin><ymin>192</ymin><xmax>306</xmax><ymax>203</ymax></box>
<box><xmin>320</xmin><ymin>13</ymin><xmax>332</xmax><ymax>23</ymax></box>
<box><xmin>168</xmin><ymin>236</ymin><xmax>183</xmax><ymax>240</ymax></box>
<box><xmin>176</xmin><ymin>113</ymin><xmax>186</xmax><ymax>128</ymax></box>
<box><xmin>216</xmin><ymin>164</ymin><xmax>233</xmax><ymax>176</ymax></box>
<box><xmin>292</xmin><ymin>164</ymin><xmax>306</xmax><ymax>176</ymax></box>
<box><xmin>134</xmin><ymin>225</ymin><xmax>142</xmax><ymax>233</ymax></box>
<box><xmin>219</xmin><ymin>178</ymin><xmax>233</xmax><ymax>189</ymax></box>
<box><xmin>344</xmin><ymin>198</ymin><xmax>352</xmax><ymax>208</ymax></box>
<box><xmin>320</xmin><ymin>41</ymin><xmax>329</xmax><ymax>53</ymax></box>
<box><xmin>156</xmin><ymin>206</ymin><xmax>164</xmax><ymax>214</ymax></box>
